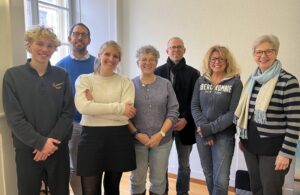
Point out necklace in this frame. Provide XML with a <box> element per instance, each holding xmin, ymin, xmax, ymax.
<box><xmin>140</xmin><ymin>75</ymin><xmax>156</xmax><ymax>86</ymax></box>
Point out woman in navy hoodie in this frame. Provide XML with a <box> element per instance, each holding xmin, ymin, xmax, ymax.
<box><xmin>191</xmin><ymin>45</ymin><xmax>242</xmax><ymax>195</ymax></box>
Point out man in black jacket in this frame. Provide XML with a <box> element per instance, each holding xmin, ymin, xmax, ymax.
<box><xmin>154</xmin><ymin>37</ymin><xmax>200</xmax><ymax>195</ymax></box>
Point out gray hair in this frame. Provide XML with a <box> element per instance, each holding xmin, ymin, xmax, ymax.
<box><xmin>136</xmin><ymin>45</ymin><xmax>160</xmax><ymax>61</ymax></box>
<box><xmin>252</xmin><ymin>34</ymin><xmax>280</xmax><ymax>54</ymax></box>
<box><xmin>167</xmin><ymin>37</ymin><xmax>185</xmax><ymax>48</ymax></box>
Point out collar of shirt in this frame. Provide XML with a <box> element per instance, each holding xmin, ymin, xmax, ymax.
<box><xmin>70</xmin><ymin>52</ymin><xmax>90</xmax><ymax>61</ymax></box>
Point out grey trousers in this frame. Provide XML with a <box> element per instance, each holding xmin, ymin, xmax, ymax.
<box><xmin>243</xmin><ymin>148</ymin><xmax>289</xmax><ymax>195</ymax></box>
<box><xmin>69</xmin><ymin>122</ymin><xmax>82</xmax><ymax>195</ymax></box>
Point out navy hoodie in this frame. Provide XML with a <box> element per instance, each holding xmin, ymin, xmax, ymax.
<box><xmin>191</xmin><ymin>75</ymin><xmax>242</xmax><ymax>137</ymax></box>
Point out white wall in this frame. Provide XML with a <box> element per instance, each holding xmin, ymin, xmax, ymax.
<box><xmin>118</xmin><ymin>0</ymin><xmax>300</xmax><ymax>80</ymax></box>
<box><xmin>117</xmin><ymin>0</ymin><xmax>300</xmax><ymax>187</ymax></box>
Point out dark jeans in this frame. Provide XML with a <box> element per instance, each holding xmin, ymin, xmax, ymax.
<box><xmin>174</xmin><ymin>135</ymin><xmax>193</xmax><ymax>194</ymax></box>
<box><xmin>165</xmin><ymin>135</ymin><xmax>193</xmax><ymax>195</ymax></box>
<box><xmin>15</xmin><ymin>145</ymin><xmax>70</xmax><ymax>195</ymax></box>
<box><xmin>243</xmin><ymin>148</ymin><xmax>289</xmax><ymax>195</ymax></box>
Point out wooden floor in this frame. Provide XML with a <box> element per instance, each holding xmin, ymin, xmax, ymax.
<box><xmin>63</xmin><ymin>172</ymin><xmax>236</xmax><ymax>195</ymax></box>
<box><xmin>120</xmin><ymin>172</ymin><xmax>236</xmax><ymax>195</ymax></box>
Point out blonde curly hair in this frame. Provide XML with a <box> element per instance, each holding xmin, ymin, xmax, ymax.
<box><xmin>24</xmin><ymin>25</ymin><xmax>61</xmax><ymax>51</ymax></box>
<box><xmin>202</xmin><ymin>45</ymin><xmax>240</xmax><ymax>77</ymax></box>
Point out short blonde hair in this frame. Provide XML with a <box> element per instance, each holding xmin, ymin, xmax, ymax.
<box><xmin>95</xmin><ymin>40</ymin><xmax>122</xmax><ymax>72</ymax></box>
<box><xmin>202</xmin><ymin>45</ymin><xmax>240</xmax><ymax>77</ymax></box>
<box><xmin>24</xmin><ymin>26</ymin><xmax>61</xmax><ymax>50</ymax></box>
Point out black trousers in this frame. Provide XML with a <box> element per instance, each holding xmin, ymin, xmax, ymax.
<box><xmin>15</xmin><ymin>145</ymin><xmax>70</xmax><ymax>195</ymax></box>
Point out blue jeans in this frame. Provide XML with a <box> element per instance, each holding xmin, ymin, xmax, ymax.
<box><xmin>174</xmin><ymin>135</ymin><xmax>193</xmax><ymax>194</ymax></box>
<box><xmin>131</xmin><ymin>140</ymin><xmax>173</xmax><ymax>194</ymax></box>
<box><xmin>196</xmin><ymin>133</ymin><xmax>235</xmax><ymax>195</ymax></box>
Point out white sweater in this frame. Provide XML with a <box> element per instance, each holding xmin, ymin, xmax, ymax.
<box><xmin>75</xmin><ymin>72</ymin><xmax>135</xmax><ymax>126</ymax></box>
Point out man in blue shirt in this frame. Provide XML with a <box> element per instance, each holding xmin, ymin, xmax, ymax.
<box><xmin>56</xmin><ymin>23</ymin><xmax>95</xmax><ymax>195</ymax></box>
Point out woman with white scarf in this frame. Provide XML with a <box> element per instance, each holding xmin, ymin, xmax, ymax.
<box><xmin>234</xmin><ymin>34</ymin><xmax>300</xmax><ymax>195</ymax></box>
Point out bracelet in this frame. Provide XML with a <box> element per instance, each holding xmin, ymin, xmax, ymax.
<box><xmin>159</xmin><ymin>130</ymin><xmax>166</xmax><ymax>137</ymax></box>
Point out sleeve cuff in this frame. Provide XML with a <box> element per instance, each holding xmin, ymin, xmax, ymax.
<box><xmin>204</xmin><ymin>135</ymin><xmax>214</xmax><ymax>142</ymax></box>
<box><xmin>278</xmin><ymin>150</ymin><xmax>295</xmax><ymax>160</ymax></box>
<box><xmin>200</xmin><ymin>124</ymin><xmax>213</xmax><ymax>137</ymax></box>
<box><xmin>33</xmin><ymin>135</ymin><xmax>47</xmax><ymax>151</ymax></box>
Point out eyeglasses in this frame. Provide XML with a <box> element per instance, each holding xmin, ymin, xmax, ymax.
<box><xmin>139</xmin><ymin>58</ymin><xmax>157</xmax><ymax>63</ymax></box>
<box><xmin>168</xmin><ymin>45</ymin><xmax>184</xmax><ymax>50</ymax></box>
<box><xmin>72</xmin><ymin>32</ymin><xmax>89</xmax><ymax>38</ymax></box>
<box><xmin>254</xmin><ymin>49</ymin><xmax>275</xmax><ymax>57</ymax></box>
<box><xmin>209</xmin><ymin>57</ymin><xmax>226</xmax><ymax>63</ymax></box>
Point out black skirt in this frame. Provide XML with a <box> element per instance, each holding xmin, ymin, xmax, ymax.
<box><xmin>77</xmin><ymin>125</ymin><xmax>136</xmax><ymax>176</ymax></box>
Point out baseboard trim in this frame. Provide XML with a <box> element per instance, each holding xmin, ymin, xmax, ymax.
<box><xmin>168</xmin><ymin>172</ymin><xmax>235</xmax><ymax>192</ymax></box>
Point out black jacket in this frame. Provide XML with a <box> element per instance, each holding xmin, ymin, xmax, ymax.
<box><xmin>154</xmin><ymin>57</ymin><xmax>200</xmax><ymax>145</ymax></box>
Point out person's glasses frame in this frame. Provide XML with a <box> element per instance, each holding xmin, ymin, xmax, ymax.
<box><xmin>71</xmin><ymin>32</ymin><xmax>89</xmax><ymax>38</ymax></box>
<box><xmin>254</xmin><ymin>49</ymin><xmax>275</xmax><ymax>57</ymax></box>
<box><xmin>168</xmin><ymin>45</ymin><xmax>185</xmax><ymax>50</ymax></box>
<box><xmin>138</xmin><ymin>58</ymin><xmax>157</xmax><ymax>64</ymax></box>
<box><xmin>209</xmin><ymin>57</ymin><xmax>226</xmax><ymax>63</ymax></box>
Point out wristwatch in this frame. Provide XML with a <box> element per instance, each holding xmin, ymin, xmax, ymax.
<box><xmin>131</xmin><ymin>130</ymin><xmax>139</xmax><ymax>138</ymax></box>
<box><xmin>159</xmin><ymin>130</ymin><xmax>166</xmax><ymax>137</ymax></box>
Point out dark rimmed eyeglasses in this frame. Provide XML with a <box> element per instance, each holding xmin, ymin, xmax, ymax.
<box><xmin>254</xmin><ymin>49</ymin><xmax>275</xmax><ymax>57</ymax></box>
<box><xmin>209</xmin><ymin>57</ymin><xmax>226</xmax><ymax>63</ymax></box>
<box><xmin>168</xmin><ymin>45</ymin><xmax>184</xmax><ymax>50</ymax></box>
<box><xmin>72</xmin><ymin>32</ymin><xmax>89</xmax><ymax>38</ymax></box>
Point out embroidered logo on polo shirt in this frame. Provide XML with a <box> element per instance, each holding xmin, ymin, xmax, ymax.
<box><xmin>52</xmin><ymin>82</ymin><xmax>64</xmax><ymax>89</ymax></box>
